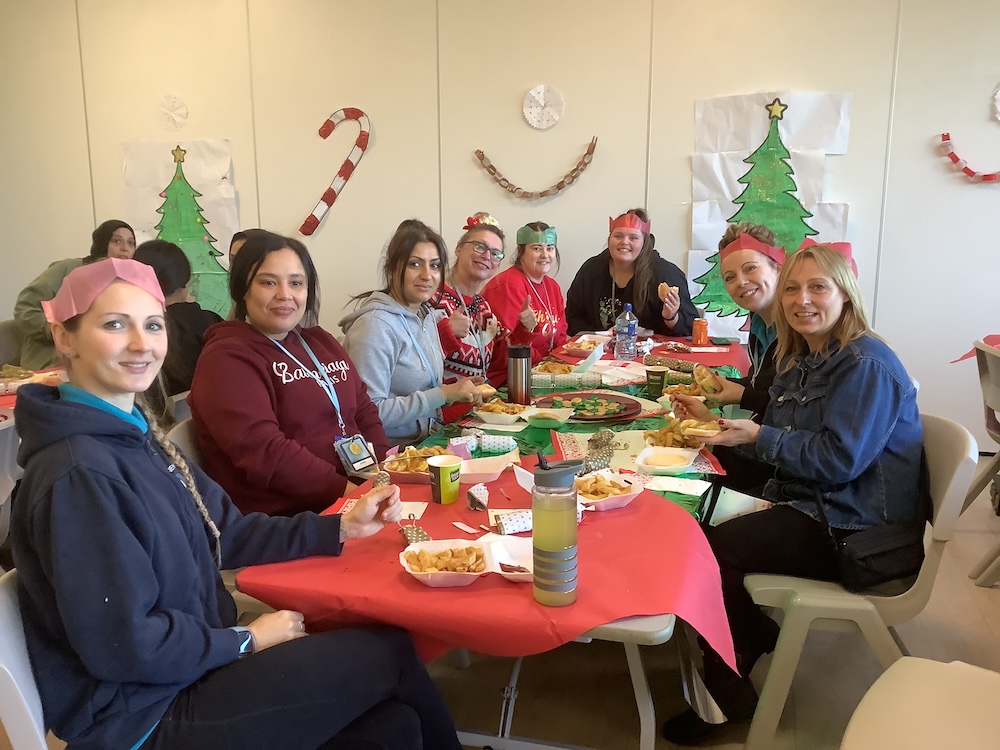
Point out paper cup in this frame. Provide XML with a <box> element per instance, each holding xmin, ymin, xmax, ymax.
<box><xmin>645</xmin><ymin>366</ymin><xmax>669</xmax><ymax>399</ymax></box>
<box><xmin>427</xmin><ymin>455</ymin><xmax>462</xmax><ymax>504</ymax></box>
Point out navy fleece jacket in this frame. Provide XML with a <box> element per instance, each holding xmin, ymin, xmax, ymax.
<box><xmin>11</xmin><ymin>384</ymin><xmax>343</xmax><ymax>750</ymax></box>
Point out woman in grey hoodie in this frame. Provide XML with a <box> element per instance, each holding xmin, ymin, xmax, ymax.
<box><xmin>340</xmin><ymin>221</ymin><xmax>483</xmax><ymax>445</ymax></box>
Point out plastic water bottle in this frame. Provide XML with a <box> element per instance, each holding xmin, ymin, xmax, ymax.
<box><xmin>613</xmin><ymin>303</ymin><xmax>638</xmax><ymax>360</ymax></box>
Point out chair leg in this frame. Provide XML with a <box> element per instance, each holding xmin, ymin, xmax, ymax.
<box><xmin>961</xmin><ymin>455</ymin><xmax>1000</xmax><ymax>514</ymax></box>
<box><xmin>972</xmin><ymin>545</ymin><xmax>1000</xmax><ymax>587</ymax></box>
<box><xmin>744</xmin><ymin>605</ymin><xmax>814</xmax><ymax>750</ymax></box>
<box><xmin>854</xmin><ymin>612</ymin><xmax>905</xmax><ymax>669</ymax></box>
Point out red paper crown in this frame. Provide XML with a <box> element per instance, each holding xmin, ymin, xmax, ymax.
<box><xmin>797</xmin><ymin>238</ymin><xmax>858</xmax><ymax>278</ymax></box>
<box><xmin>719</xmin><ymin>233</ymin><xmax>786</xmax><ymax>267</ymax></box>
<box><xmin>609</xmin><ymin>213</ymin><xmax>651</xmax><ymax>234</ymax></box>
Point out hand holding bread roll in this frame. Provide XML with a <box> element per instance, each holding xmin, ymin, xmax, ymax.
<box><xmin>657</xmin><ymin>282</ymin><xmax>680</xmax><ymax>303</ymax></box>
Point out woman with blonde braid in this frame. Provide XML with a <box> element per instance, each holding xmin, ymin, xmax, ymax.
<box><xmin>10</xmin><ymin>259</ymin><xmax>464</xmax><ymax>750</ymax></box>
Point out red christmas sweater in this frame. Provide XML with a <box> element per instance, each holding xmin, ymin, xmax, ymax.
<box><xmin>189</xmin><ymin>321</ymin><xmax>389</xmax><ymax>516</ymax></box>
<box><xmin>481</xmin><ymin>266</ymin><xmax>567</xmax><ymax>370</ymax></box>
<box><xmin>435</xmin><ymin>284</ymin><xmax>511</xmax><ymax>386</ymax></box>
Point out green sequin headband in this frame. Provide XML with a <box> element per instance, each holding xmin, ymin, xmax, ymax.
<box><xmin>515</xmin><ymin>226</ymin><xmax>557</xmax><ymax>246</ymax></box>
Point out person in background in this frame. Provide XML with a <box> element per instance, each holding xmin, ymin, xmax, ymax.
<box><xmin>341</xmin><ymin>221</ymin><xmax>483</xmax><ymax>446</ymax></box>
<box><xmin>11</xmin><ymin>257</ymin><xmax>463</xmax><ymax>750</ymax></box>
<box><xmin>14</xmin><ymin>219</ymin><xmax>136</xmax><ymax>369</ymax></box>
<box><xmin>228</xmin><ymin>228</ymin><xmax>267</xmax><ymax>267</ymax></box>
<box><xmin>661</xmin><ymin>244</ymin><xmax>922</xmax><ymax>744</ymax></box>
<box><xmin>481</xmin><ymin>221</ymin><xmax>568</xmax><ymax>378</ymax></box>
<box><xmin>133</xmin><ymin>239</ymin><xmax>222</xmax><ymax>397</ymax></box>
<box><xmin>189</xmin><ymin>230</ymin><xmax>389</xmax><ymax>516</ymax></box>
<box><xmin>435</xmin><ymin>212</ymin><xmax>509</xmax><ymax>387</ymax></box>
<box><xmin>673</xmin><ymin>223</ymin><xmax>785</xmax><ymax>493</ymax></box>
<box><xmin>565</xmin><ymin>208</ymin><xmax>696</xmax><ymax>337</ymax></box>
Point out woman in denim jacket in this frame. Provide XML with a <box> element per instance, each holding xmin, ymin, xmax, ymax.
<box><xmin>661</xmin><ymin>244</ymin><xmax>922</xmax><ymax>745</ymax></box>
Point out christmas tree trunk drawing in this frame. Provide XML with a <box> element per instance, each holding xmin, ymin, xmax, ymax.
<box><xmin>693</xmin><ymin>98</ymin><xmax>817</xmax><ymax>315</ymax></box>
<box><xmin>154</xmin><ymin>145</ymin><xmax>231</xmax><ymax>318</ymax></box>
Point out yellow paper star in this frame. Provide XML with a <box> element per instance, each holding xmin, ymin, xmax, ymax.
<box><xmin>766</xmin><ymin>98</ymin><xmax>787</xmax><ymax>120</ymax></box>
<box><xmin>171</xmin><ymin>145</ymin><xmax>186</xmax><ymax>163</ymax></box>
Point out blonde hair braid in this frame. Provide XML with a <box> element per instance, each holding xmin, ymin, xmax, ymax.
<box><xmin>147</xmin><ymin>415</ymin><xmax>223</xmax><ymax>568</ymax></box>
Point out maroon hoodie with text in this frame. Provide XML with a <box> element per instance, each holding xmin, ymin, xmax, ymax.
<box><xmin>189</xmin><ymin>321</ymin><xmax>388</xmax><ymax>516</ymax></box>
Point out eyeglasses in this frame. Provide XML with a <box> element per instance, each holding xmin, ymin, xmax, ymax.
<box><xmin>460</xmin><ymin>240</ymin><xmax>505</xmax><ymax>262</ymax></box>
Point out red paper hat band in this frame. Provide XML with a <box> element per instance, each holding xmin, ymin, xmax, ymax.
<box><xmin>797</xmin><ymin>238</ymin><xmax>858</xmax><ymax>278</ymax></box>
<box><xmin>719</xmin><ymin>233</ymin><xmax>786</xmax><ymax>267</ymax></box>
<box><xmin>609</xmin><ymin>213</ymin><xmax>651</xmax><ymax>235</ymax></box>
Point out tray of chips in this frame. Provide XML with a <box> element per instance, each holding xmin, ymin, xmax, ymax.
<box><xmin>382</xmin><ymin>446</ymin><xmax>454</xmax><ymax>484</ymax></box>
<box><xmin>575</xmin><ymin>469</ymin><xmax>642</xmax><ymax>511</ymax></box>
<box><xmin>400</xmin><ymin>535</ymin><xmax>533</xmax><ymax>587</ymax></box>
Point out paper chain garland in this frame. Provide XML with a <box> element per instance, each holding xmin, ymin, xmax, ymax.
<box><xmin>299</xmin><ymin>108</ymin><xmax>371</xmax><ymax>235</ymax></box>
<box><xmin>474</xmin><ymin>137</ymin><xmax>598</xmax><ymax>199</ymax></box>
<box><xmin>939</xmin><ymin>132</ymin><xmax>999</xmax><ymax>182</ymax></box>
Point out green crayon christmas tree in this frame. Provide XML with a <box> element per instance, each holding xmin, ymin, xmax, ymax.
<box><xmin>693</xmin><ymin>98</ymin><xmax>817</xmax><ymax>316</ymax></box>
<box><xmin>154</xmin><ymin>145</ymin><xmax>230</xmax><ymax>318</ymax></box>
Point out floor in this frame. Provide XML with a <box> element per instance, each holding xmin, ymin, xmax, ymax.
<box><xmin>4</xmin><ymin>482</ymin><xmax>1000</xmax><ymax>750</ymax></box>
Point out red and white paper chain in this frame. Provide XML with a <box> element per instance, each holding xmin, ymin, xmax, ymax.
<box><xmin>939</xmin><ymin>132</ymin><xmax>999</xmax><ymax>182</ymax></box>
<box><xmin>299</xmin><ymin>108</ymin><xmax>371</xmax><ymax>235</ymax></box>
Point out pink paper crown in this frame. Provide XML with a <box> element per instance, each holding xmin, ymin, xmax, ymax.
<box><xmin>42</xmin><ymin>258</ymin><xmax>165</xmax><ymax>324</ymax></box>
<box><xmin>719</xmin><ymin>233</ymin><xmax>786</xmax><ymax>267</ymax></box>
<box><xmin>797</xmin><ymin>238</ymin><xmax>858</xmax><ymax>278</ymax></box>
<box><xmin>609</xmin><ymin>213</ymin><xmax>651</xmax><ymax>234</ymax></box>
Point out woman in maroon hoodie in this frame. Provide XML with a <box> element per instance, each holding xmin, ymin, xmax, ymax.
<box><xmin>189</xmin><ymin>231</ymin><xmax>389</xmax><ymax>516</ymax></box>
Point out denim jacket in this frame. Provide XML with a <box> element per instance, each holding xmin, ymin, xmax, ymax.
<box><xmin>752</xmin><ymin>334</ymin><xmax>923</xmax><ymax>530</ymax></box>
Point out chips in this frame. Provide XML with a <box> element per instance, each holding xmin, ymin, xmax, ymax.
<box><xmin>644</xmin><ymin>416</ymin><xmax>720</xmax><ymax>449</ymax></box>
<box><xmin>567</xmin><ymin>340</ymin><xmax>599</xmax><ymax>351</ymax></box>
<box><xmin>534</xmin><ymin>361</ymin><xmax>575</xmax><ymax>375</ymax></box>
<box><xmin>403</xmin><ymin>546</ymin><xmax>486</xmax><ymax>573</ymax></box>
<box><xmin>383</xmin><ymin>446</ymin><xmax>452</xmax><ymax>473</ymax></box>
<box><xmin>478</xmin><ymin>398</ymin><xmax>528</xmax><ymax>415</ymax></box>
<box><xmin>575</xmin><ymin>474</ymin><xmax>632</xmax><ymax>500</ymax></box>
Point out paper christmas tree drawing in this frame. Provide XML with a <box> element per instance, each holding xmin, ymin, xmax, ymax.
<box><xmin>693</xmin><ymin>99</ymin><xmax>818</xmax><ymax>316</ymax></box>
<box><xmin>154</xmin><ymin>145</ymin><xmax>230</xmax><ymax>318</ymax></box>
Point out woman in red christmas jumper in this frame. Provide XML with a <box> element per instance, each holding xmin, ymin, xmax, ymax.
<box><xmin>189</xmin><ymin>231</ymin><xmax>389</xmax><ymax>516</ymax></box>
<box><xmin>482</xmin><ymin>222</ymin><xmax>568</xmax><ymax>378</ymax></box>
<box><xmin>433</xmin><ymin>212</ymin><xmax>509</xmax><ymax>419</ymax></box>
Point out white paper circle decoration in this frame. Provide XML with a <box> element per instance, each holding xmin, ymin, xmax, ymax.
<box><xmin>523</xmin><ymin>84</ymin><xmax>564</xmax><ymax>131</ymax></box>
<box><xmin>158</xmin><ymin>95</ymin><xmax>188</xmax><ymax>132</ymax></box>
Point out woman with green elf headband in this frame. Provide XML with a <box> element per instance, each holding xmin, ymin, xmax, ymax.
<box><xmin>482</xmin><ymin>221</ymin><xmax>568</xmax><ymax>378</ymax></box>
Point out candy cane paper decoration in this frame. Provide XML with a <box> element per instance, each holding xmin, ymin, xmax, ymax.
<box><xmin>299</xmin><ymin>107</ymin><xmax>371</xmax><ymax>235</ymax></box>
<box><xmin>939</xmin><ymin>132</ymin><xmax>1000</xmax><ymax>182</ymax></box>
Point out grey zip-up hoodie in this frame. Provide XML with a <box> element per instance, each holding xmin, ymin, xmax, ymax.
<box><xmin>340</xmin><ymin>292</ymin><xmax>447</xmax><ymax>446</ymax></box>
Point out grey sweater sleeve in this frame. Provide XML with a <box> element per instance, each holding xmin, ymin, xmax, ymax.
<box><xmin>344</xmin><ymin>311</ymin><xmax>446</xmax><ymax>441</ymax></box>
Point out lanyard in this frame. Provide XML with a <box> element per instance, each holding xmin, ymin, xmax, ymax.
<box><xmin>272</xmin><ymin>330</ymin><xmax>347</xmax><ymax>434</ymax></box>
<box><xmin>405</xmin><ymin>313</ymin><xmax>441</xmax><ymax>388</ymax></box>
<box><xmin>452</xmin><ymin>287</ymin><xmax>487</xmax><ymax>377</ymax></box>
<box><xmin>524</xmin><ymin>271</ymin><xmax>555</xmax><ymax>348</ymax></box>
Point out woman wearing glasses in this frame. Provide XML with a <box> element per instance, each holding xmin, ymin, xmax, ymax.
<box><xmin>481</xmin><ymin>221</ymin><xmax>567</xmax><ymax>374</ymax></box>
<box><xmin>434</xmin><ymin>212</ymin><xmax>510</xmax><ymax>386</ymax></box>
<box><xmin>566</xmin><ymin>208</ymin><xmax>697</xmax><ymax>336</ymax></box>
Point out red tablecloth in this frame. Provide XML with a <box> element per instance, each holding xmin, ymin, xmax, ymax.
<box><xmin>238</xmin><ymin>460</ymin><xmax>736</xmax><ymax>671</ymax></box>
<box><xmin>552</xmin><ymin>336</ymin><xmax>751</xmax><ymax>375</ymax></box>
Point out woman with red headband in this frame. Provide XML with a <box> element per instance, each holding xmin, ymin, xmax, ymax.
<box><xmin>565</xmin><ymin>208</ymin><xmax>696</xmax><ymax>336</ymax></box>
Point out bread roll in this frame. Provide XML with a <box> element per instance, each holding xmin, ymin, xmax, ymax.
<box><xmin>477</xmin><ymin>383</ymin><xmax>498</xmax><ymax>399</ymax></box>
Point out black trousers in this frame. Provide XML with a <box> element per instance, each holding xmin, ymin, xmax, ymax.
<box><xmin>706</xmin><ymin>505</ymin><xmax>844</xmax><ymax>669</ymax></box>
<box><xmin>143</xmin><ymin>626</ymin><xmax>462</xmax><ymax>750</ymax></box>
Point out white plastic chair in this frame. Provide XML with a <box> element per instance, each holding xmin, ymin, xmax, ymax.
<box><xmin>165</xmin><ymin>419</ymin><xmax>272</xmax><ymax>622</ymax></box>
<box><xmin>165</xmin><ymin>418</ymin><xmax>202</xmax><ymax>467</ymax></box>
<box><xmin>0</xmin><ymin>570</ymin><xmax>47</xmax><ymax>750</ymax></box>
<box><xmin>741</xmin><ymin>413</ymin><xmax>978</xmax><ymax>750</ymax></box>
<box><xmin>166</xmin><ymin>389</ymin><xmax>192</xmax><ymax>425</ymax></box>
<box><xmin>840</xmin><ymin>657</ymin><xmax>1000</xmax><ymax>749</ymax></box>
<box><xmin>965</xmin><ymin>341</ymin><xmax>1000</xmax><ymax>586</ymax></box>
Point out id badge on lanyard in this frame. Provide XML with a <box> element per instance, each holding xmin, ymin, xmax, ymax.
<box><xmin>334</xmin><ymin>435</ymin><xmax>377</xmax><ymax>476</ymax></box>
